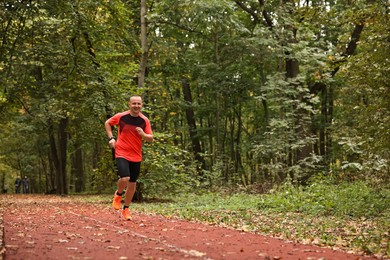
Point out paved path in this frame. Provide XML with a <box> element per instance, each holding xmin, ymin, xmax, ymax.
<box><xmin>0</xmin><ymin>195</ymin><xmax>379</xmax><ymax>260</ymax></box>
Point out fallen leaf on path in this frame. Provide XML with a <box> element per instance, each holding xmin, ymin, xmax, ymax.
<box><xmin>107</xmin><ymin>246</ymin><xmax>120</xmax><ymax>250</ymax></box>
<box><xmin>187</xmin><ymin>249</ymin><xmax>206</xmax><ymax>257</ymax></box>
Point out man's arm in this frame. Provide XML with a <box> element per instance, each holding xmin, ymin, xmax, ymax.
<box><xmin>105</xmin><ymin>119</ymin><xmax>116</xmax><ymax>148</ymax></box>
<box><xmin>104</xmin><ymin>120</ymin><xmax>114</xmax><ymax>138</ymax></box>
<box><xmin>136</xmin><ymin>127</ymin><xmax>153</xmax><ymax>142</ymax></box>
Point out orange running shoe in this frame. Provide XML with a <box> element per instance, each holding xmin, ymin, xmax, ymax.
<box><xmin>112</xmin><ymin>191</ymin><xmax>122</xmax><ymax>210</ymax></box>
<box><xmin>122</xmin><ymin>208</ymin><xmax>132</xmax><ymax>220</ymax></box>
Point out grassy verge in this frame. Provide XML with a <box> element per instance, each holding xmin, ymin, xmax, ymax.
<box><xmin>78</xmin><ymin>181</ymin><xmax>390</xmax><ymax>259</ymax></box>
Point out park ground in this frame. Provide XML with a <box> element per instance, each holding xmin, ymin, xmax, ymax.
<box><xmin>0</xmin><ymin>195</ymin><xmax>382</xmax><ymax>260</ymax></box>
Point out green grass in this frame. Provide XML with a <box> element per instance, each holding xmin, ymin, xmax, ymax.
<box><xmin>77</xmin><ymin>181</ymin><xmax>390</xmax><ymax>258</ymax></box>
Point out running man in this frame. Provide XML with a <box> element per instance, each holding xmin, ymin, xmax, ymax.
<box><xmin>104</xmin><ymin>95</ymin><xmax>153</xmax><ymax>220</ymax></box>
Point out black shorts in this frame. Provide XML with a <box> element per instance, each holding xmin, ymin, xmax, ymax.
<box><xmin>116</xmin><ymin>158</ymin><xmax>141</xmax><ymax>182</ymax></box>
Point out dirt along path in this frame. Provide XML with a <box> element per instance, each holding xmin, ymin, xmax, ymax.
<box><xmin>0</xmin><ymin>195</ymin><xmax>379</xmax><ymax>260</ymax></box>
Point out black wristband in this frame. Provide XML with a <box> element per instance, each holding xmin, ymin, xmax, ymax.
<box><xmin>108</xmin><ymin>136</ymin><xmax>115</xmax><ymax>141</ymax></box>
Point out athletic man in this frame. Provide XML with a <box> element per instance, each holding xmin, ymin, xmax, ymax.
<box><xmin>104</xmin><ymin>95</ymin><xmax>153</xmax><ymax>220</ymax></box>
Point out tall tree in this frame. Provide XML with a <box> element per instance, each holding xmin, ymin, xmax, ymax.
<box><xmin>138</xmin><ymin>0</ymin><xmax>148</xmax><ymax>88</ymax></box>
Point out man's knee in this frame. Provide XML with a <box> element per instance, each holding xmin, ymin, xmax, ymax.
<box><xmin>119</xmin><ymin>176</ymin><xmax>130</xmax><ymax>182</ymax></box>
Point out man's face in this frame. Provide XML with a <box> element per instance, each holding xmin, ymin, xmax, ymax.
<box><xmin>129</xmin><ymin>97</ymin><xmax>143</xmax><ymax>114</ymax></box>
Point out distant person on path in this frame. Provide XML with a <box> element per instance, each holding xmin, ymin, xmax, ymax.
<box><xmin>23</xmin><ymin>176</ymin><xmax>29</xmax><ymax>193</ymax></box>
<box><xmin>104</xmin><ymin>95</ymin><xmax>153</xmax><ymax>220</ymax></box>
<box><xmin>15</xmin><ymin>177</ymin><xmax>21</xmax><ymax>194</ymax></box>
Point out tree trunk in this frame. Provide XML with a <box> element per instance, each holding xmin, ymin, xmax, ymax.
<box><xmin>1</xmin><ymin>172</ymin><xmax>5</xmax><ymax>193</ymax></box>
<box><xmin>181</xmin><ymin>78</ymin><xmax>206</xmax><ymax>171</ymax></box>
<box><xmin>48</xmin><ymin>151</ymin><xmax>56</xmax><ymax>193</ymax></box>
<box><xmin>235</xmin><ymin>106</ymin><xmax>246</xmax><ymax>186</ymax></box>
<box><xmin>325</xmin><ymin>85</ymin><xmax>334</xmax><ymax>166</ymax></box>
<box><xmin>58</xmin><ymin>117</ymin><xmax>68</xmax><ymax>195</ymax></box>
<box><xmin>48</xmin><ymin>119</ymin><xmax>60</xmax><ymax>194</ymax></box>
<box><xmin>71</xmin><ymin>140</ymin><xmax>84</xmax><ymax>193</ymax></box>
<box><xmin>319</xmin><ymin>86</ymin><xmax>327</xmax><ymax>158</ymax></box>
<box><xmin>48</xmin><ymin>118</ymin><xmax>68</xmax><ymax>195</ymax></box>
<box><xmin>138</xmin><ymin>0</ymin><xmax>148</xmax><ymax>88</ymax></box>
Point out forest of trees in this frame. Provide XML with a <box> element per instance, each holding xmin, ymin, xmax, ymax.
<box><xmin>0</xmin><ymin>0</ymin><xmax>388</xmax><ymax>196</ymax></box>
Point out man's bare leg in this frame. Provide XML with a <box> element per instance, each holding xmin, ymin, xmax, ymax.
<box><xmin>124</xmin><ymin>182</ymin><xmax>136</xmax><ymax>207</ymax></box>
<box><xmin>117</xmin><ymin>177</ymin><xmax>130</xmax><ymax>194</ymax></box>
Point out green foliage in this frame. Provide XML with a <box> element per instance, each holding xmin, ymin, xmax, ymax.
<box><xmin>141</xmin><ymin>132</ymin><xmax>199</xmax><ymax>196</ymax></box>
<box><xmin>0</xmin><ymin>160</ymin><xmax>20</xmax><ymax>193</ymax></box>
<box><xmin>87</xmin><ymin>147</ymin><xmax>118</xmax><ymax>194</ymax></box>
<box><xmin>257</xmin><ymin>179</ymin><xmax>390</xmax><ymax>218</ymax></box>
<box><xmin>331</xmin><ymin>1</ymin><xmax>390</xmax><ymax>181</ymax></box>
<box><xmin>0</xmin><ymin>0</ymin><xmax>389</xmax><ymax>197</ymax></box>
<box><xmin>252</xmin><ymin>72</ymin><xmax>322</xmax><ymax>183</ymax></box>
